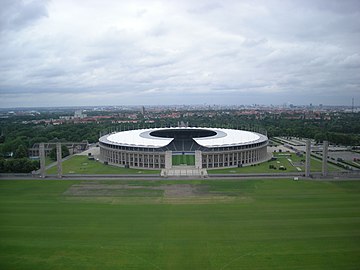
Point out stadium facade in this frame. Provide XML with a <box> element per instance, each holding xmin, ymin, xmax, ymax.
<box><xmin>99</xmin><ymin>127</ymin><xmax>268</xmax><ymax>170</ymax></box>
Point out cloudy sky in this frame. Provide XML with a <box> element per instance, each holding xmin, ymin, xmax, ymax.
<box><xmin>0</xmin><ymin>0</ymin><xmax>359</xmax><ymax>108</ymax></box>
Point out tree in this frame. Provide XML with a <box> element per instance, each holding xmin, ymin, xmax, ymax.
<box><xmin>14</xmin><ymin>144</ymin><xmax>28</xmax><ymax>158</ymax></box>
<box><xmin>0</xmin><ymin>158</ymin><xmax>39</xmax><ymax>173</ymax></box>
<box><xmin>0</xmin><ymin>158</ymin><xmax>5</xmax><ymax>172</ymax></box>
<box><xmin>314</xmin><ymin>132</ymin><xmax>326</xmax><ymax>144</ymax></box>
<box><xmin>49</xmin><ymin>145</ymin><xmax>70</xmax><ymax>161</ymax></box>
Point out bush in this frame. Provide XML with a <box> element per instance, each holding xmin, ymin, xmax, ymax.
<box><xmin>0</xmin><ymin>158</ymin><xmax>39</xmax><ymax>173</ymax></box>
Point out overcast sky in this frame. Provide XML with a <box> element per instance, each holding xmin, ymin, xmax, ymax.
<box><xmin>0</xmin><ymin>0</ymin><xmax>359</xmax><ymax>108</ymax></box>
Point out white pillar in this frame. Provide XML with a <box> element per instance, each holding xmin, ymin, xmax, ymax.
<box><xmin>305</xmin><ymin>140</ymin><xmax>311</xmax><ymax>177</ymax></box>
<box><xmin>39</xmin><ymin>143</ymin><xmax>46</xmax><ymax>178</ymax></box>
<box><xmin>195</xmin><ymin>150</ymin><xmax>202</xmax><ymax>169</ymax></box>
<box><xmin>322</xmin><ymin>141</ymin><xmax>329</xmax><ymax>177</ymax></box>
<box><xmin>56</xmin><ymin>143</ymin><xmax>62</xmax><ymax>178</ymax></box>
<box><xmin>165</xmin><ymin>151</ymin><xmax>172</xmax><ymax>169</ymax></box>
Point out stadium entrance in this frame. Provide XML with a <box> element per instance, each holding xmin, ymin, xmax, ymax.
<box><xmin>162</xmin><ymin>150</ymin><xmax>207</xmax><ymax>177</ymax></box>
<box><xmin>172</xmin><ymin>152</ymin><xmax>195</xmax><ymax>166</ymax></box>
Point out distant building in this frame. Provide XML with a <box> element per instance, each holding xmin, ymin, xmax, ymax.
<box><xmin>74</xmin><ymin>110</ymin><xmax>87</xmax><ymax>119</ymax></box>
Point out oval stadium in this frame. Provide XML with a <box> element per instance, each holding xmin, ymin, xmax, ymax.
<box><xmin>99</xmin><ymin>127</ymin><xmax>269</xmax><ymax>173</ymax></box>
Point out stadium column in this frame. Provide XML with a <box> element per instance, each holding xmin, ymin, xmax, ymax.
<box><xmin>322</xmin><ymin>141</ymin><xmax>329</xmax><ymax>177</ymax></box>
<box><xmin>56</xmin><ymin>143</ymin><xmax>62</xmax><ymax>179</ymax></box>
<box><xmin>165</xmin><ymin>151</ymin><xmax>172</xmax><ymax>169</ymax></box>
<box><xmin>305</xmin><ymin>140</ymin><xmax>311</xmax><ymax>177</ymax></box>
<box><xmin>195</xmin><ymin>151</ymin><xmax>202</xmax><ymax>169</ymax></box>
<box><xmin>39</xmin><ymin>143</ymin><xmax>46</xmax><ymax>178</ymax></box>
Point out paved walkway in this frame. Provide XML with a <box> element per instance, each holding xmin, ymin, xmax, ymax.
<box><xmin>76</xmin><ymin>146</ymin><xmax>100</xmax><ymax>158</ymax></box>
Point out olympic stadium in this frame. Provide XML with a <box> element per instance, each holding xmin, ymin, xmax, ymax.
<box><xmin>99</xmin><ymin>127</ymin><xmax>269</xmax><ymax>172</ymax></box>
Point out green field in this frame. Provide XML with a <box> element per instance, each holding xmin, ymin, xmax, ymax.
<box><xmin>46</xmin><ymin>155</ymin><xmax>160</xmax><ymax>175</ymax></box>
<box><xmin>1</xmin><ymin>179</ymin><xmax>359</xmax><ymax>269</ymax></box>
<box><xmin>172</xmin><ymin>154</ymin><xmax>195</xmax><ymax>166</ymax></box>
<box><xmin>209</xmin><ymin>153</ymin><xmax>343</xmax><ymax>174</ymax></box>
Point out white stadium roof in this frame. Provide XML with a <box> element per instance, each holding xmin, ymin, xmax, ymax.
<box><xmin>106</xmin><ymin>129</ymin><xmax>173</xmax><ymax>148</ymax></box>
<box><xmin>193</xmin><ymin>129</ymin><xmax>260</xmax><ymax>147</ymax></box>
<box><xmin>100</xmin><ymin>127</ymin><xmax>267</xmax><ymax>148</ymax></box>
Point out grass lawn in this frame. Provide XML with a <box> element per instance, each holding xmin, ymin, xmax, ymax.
<box><xmin>0</xmin><ymin>179</ymin><xmax>360</xmax><ymax>269</ymax></box>
<box><xmin>209</xmin><ymin>153</ymin><xmax>343</xmax><ymax>174</ymax></box>
<box><xmin>46</xmin><ymin>155</ymin><xmax>160</xmax><ymax>175</ymax></box>
<box><xmin>172</xmin><ymin>154</ymin><xmax>195</xmax><ymax>166</ymax></box>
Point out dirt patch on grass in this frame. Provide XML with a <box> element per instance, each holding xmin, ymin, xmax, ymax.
<box><xmin>64</xmin><ymin>184</ymin><xmax>160</xmax><ymax>197</ymax></box>
<box><xmin>63</xmin><ymin>183</ymin><xmax>247</xmax><ymax>204</ymax></box>
<box><xmin>162</xmin><ymin>184</ymin><xmax>208</xmax><ymax>197</ymax></box>
<box><xmin>64</xmin><ymin>183</ymin><xmax>205</xmax><ymax>197</ymax></box>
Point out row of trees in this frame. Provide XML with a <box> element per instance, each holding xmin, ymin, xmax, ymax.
<box><xmin>0</xmin><ymin>145</ymin><xmax>68</xmax><ymax>173</ymax></box>
<box><xmin>0</xmin><ymin>158</ymin><xmax>39</xmax><ymax>173</ymax></box>
<box><xmin>0</xmin><ymin>122</ymin><xmax>103</xmax><ymax>158</ymax></box>
<box><xmin>0</xmin><ymin>112</ymin><xmax>359</xmax><ymax>160</ymax></box>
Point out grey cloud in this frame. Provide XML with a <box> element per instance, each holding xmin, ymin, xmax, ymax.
<box><xmin>341</xmin><ymin>54</ymin><xmax>360</xmax><ymax>68</ymax></box>
<box><xmin>147</xmin><ymin>23</ymin><xmax>169</xmax><ymax>37</ymax></box>
<box><xmin>0</xmin><ymin>0</ymin><xmax>48</xmax><ymax>32</ymax></box>
<box><xmin>30</xmin><ymin>67</ymin><xmax>68</xmax><ymax>78</ymax></box>
<box><xmin>0</xmin><ymin>0</ymin><xmax>359</xmax><ymax>107</ymax></box>
<box><xmin>301</xmin><ymin>0</ymin><xmax>360</xmax><ymax>14</ymax></box>
<box><xmin>187</xmin><ymin>2</ymin><xmax>223</xmax><ymax>14</ymax></box>
<box><xmin>241</xmin><ymin>38</ymin><xmax>268</xmax><ymax>47</ymax></box>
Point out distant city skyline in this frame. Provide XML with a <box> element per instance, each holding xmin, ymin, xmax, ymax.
<box><xmin>0</xmin><ymin>100</ymin><xmax>359</xmax><ymax>109</ymax></box>
<box><xmin>1</xmin><ymin>0</ymin><xmax>360</xmax><ymax>108</ymax></box>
